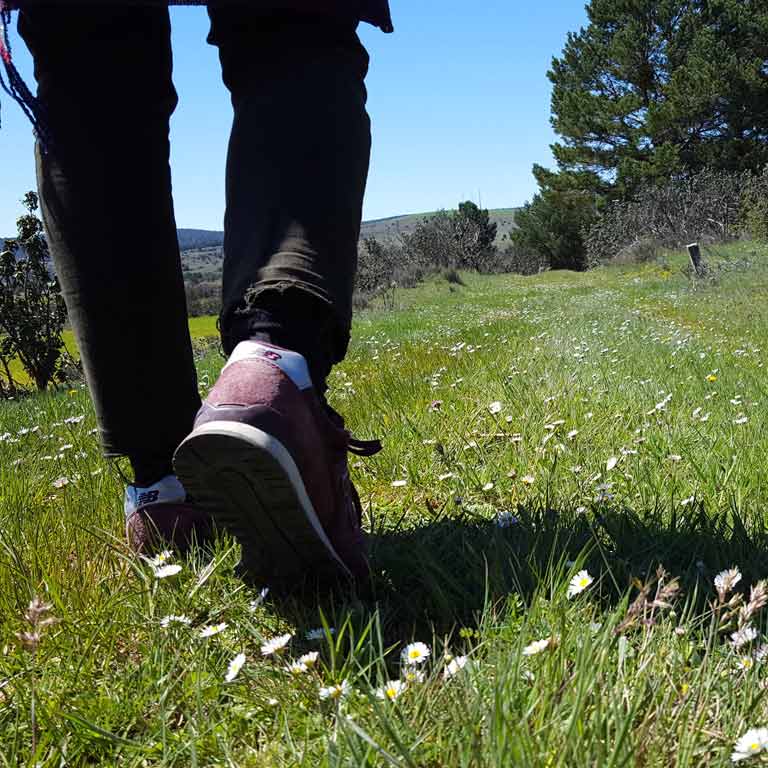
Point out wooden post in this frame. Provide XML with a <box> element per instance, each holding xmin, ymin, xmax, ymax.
<box><xmin>687</xmin><ymin>243</ymin><xmax>705</xmax><ymax>277</ymax></box>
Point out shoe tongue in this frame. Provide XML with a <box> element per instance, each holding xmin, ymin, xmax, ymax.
<box><xmin>226</xmin><ymin>341</ymin><xmax>313</xmax><ymax>390</ymax></box>
<box><xmin>124</xmin><ymin>474</ymin><xmax>186</xmax><ymax>520</ymax></box>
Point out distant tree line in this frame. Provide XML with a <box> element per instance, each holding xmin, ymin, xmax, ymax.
<box><xmin>514</xmin><ymin>0</ymin><xmax>768</xmax><ymax>269</ymax></box>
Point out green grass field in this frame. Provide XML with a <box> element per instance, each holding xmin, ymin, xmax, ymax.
<box><xmin>3</xmin><ymin>241</ymin><xmax>768</xmax><ymax>765</ymax></box>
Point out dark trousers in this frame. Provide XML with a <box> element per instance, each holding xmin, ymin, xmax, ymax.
<box><xmin>18</xmin><ymin>6</ymin><xmax>371</xmax><ymax>478</ymax></box>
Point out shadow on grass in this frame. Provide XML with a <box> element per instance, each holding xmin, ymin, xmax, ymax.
<box><xmin>275</xmin><ymin>502</ymin><xmax>768</xmax><ymax>643</ymax></box>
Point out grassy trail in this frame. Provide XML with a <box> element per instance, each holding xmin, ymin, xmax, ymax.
<box><xmin>2</xmin><ymin>242</ymin><xmax>768</xmax><ymax>765</ymax></box>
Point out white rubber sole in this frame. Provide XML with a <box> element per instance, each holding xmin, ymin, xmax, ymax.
<box><xmin>173</xmin><ymin>420</ymin><xmax>351</xmax><ymax>583</ymax></box>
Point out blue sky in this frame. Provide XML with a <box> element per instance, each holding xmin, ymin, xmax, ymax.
<box><xmin>1</xmin><ymin>2</ymin><xmax>588</xmax><ymax>234</ymax></box>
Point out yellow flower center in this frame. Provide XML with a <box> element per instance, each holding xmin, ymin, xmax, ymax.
<box><xmin>409</xmin><ymin>650</ymin><xmax>420</xmax><ymax>659</ymax></box>
<box><xmin>386</xmin><ymin>687</ymin><xmax>397</xmax><ymax>698</ymax></box>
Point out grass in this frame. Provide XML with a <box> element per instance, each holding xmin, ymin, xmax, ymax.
<box><xmin>2</xmin><ymin>241</ymin><xmax>768</xmax><ymax>765</ymax></box>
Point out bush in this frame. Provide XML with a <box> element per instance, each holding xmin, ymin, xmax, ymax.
<box><xmin>0</xmin><ymin>192</ymin><xmax>68</xmax><ymax>393</ymax></box>
<box><xmin>741</xmin><ymin>167</ymin><xmax>768</xmax><ymax>242</ymax></box>
<box><xmin>585</xmin><ymin>170</ymin><xmax>750</xmax><ymax>266</ymax></box>
<box><xmin>513</xmin><ymin>189</ymin><xmax>596</xmax><ymax>271</ymax></box>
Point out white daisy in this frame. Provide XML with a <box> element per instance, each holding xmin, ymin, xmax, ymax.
<box><xmin>391</xmin><ymin>479</ymin><xmax>407</xmax><ymax>488</ymax></box>
<box><xmin>567</xmin><ymin>570</ymin><xmax>594</xmax><ymax>598</ymax></box>
<box><xmin>521</xmin><ymin>475</ymin><xmax>535</xmax><ymax>486</ymax></box>
<box><xmin>606</xmin><ymin>456</ymin><xmax>618</xmax><ymax>471</ymax></box>
<box><xmin>319</xmin><ymin>680</ymin><xmax>350</xmax><ymax>701</ymax></box>
<box><xmin>731</xmin><ymin>626</ymin><xmax>759</xmax><ymax>649</ymax></box>
<box><xmin>443</xmin><ymin>655</ymin><xmax>468</xmax><ymax>679</ymax></box>
<box><xmin>159</xmin><ymin>614</ymin><xmax>191</xmax><ymax>628</ymax></box>
<box><xmin>225</xmin><ymin>652</ymin><xmax>246</xmax><ymax>682</ymax></box>
<box><xmin>199</xmin><ymin>622</ymin><xmax>227</xmax><ymax>638</ymax></box>
<box><xmin>148</xmin><ymin>550</ymin><xmax>173</xmax><ymax>567</ymax></box>
<box><xmin>715</xmin><ymin>567</ymin><xmax>742</xmax><ymax>596</ymax></box>
<box><xmin>737</xmin><ymin>656</ymin><xmax>755</xmax><ymax>672</ymax></box>
<box><xmin>401</xmin><ymin>642</ymin><xmax>431</xmax><ymax>666</ymax></box>
<box><xmin>482</xmin><ymin>482</ymin><xmax>495</xmax><ymax>491</ymax></box>
<box><xmin>732</xmin><ymin>727</ymin><xmax>768</xmax><ymax>762</ymax></box>
<box><xmin>52</xmin><ymin>476</ymin><xmax>69</xmax><ymax>489</ymax></box>
<box><xmin>734</xmin><ymin>416</ymin><xmax>749</xmax><ymax>425</ymax></box>
<box><xmin>403</xmin><ymin>668</ymin><xmax>425</xmax><ymax>684</ymax></box>
<box><xmin>287</xmin><ymin>660</ymin><xmax>308</xmax><ymax>675</ymax></box>
<box><xmin>375</xmin><ymin>679</ymin><xmax>405</xmax><ymax>701</ymax></box>
<box><xmin>522</xmin><ymin>638</ymin><xmax>551</xmax><ymax>656</ymax></box>
<box><xmin>260</xmin><ymin>633</ymin><xmax>292</xmax><ymax>656</ymax></box>
<box><xmin>298</xmin><ymin>651</ymin><xmax>319</xmax><ymax>668</ymax></box>
<box><xmin>488</xmin><ymin>401</ymin><xmax>503</xmax><ymax>415</ymax></box>
<box><xmin>154</xmin><ymin>564</ymin><xmax>182</xmax><ymax>579</ymax></box>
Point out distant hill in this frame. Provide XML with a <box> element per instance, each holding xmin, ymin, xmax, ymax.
<box><xmin>177</xmin><ymin>229</ymin><xmax>225</xmax><ymax>251</ymax></box>
<box><xmin>4</xmin><ymin>208</ymin><xmax>519</xmax><ymax>274</ymax></box>
<box><xmin>179</xmin><ymin>206</ymin><xmax>516</xmax><ymax>254</ymax></box>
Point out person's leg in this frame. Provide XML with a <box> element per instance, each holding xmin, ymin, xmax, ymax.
<box><xmin>173</xmin><ymin>9</ymin><xmax>377</xmax><ymax>583</ymax></box>
<box><xmin>18</xmin><ymin>6</ymin><xmax>201</xmax><ymax>485</ymax></box>
<box><xmin>208</xmin><ymin>9</ymin><xmax>371</xmax><ymax>390</ymax></box>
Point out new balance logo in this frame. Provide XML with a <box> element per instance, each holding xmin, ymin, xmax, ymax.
<box><xmin>263</xmin><ymin>350</ymin><xmax>282</xmax><ymax>361</ymax></box>
<box><xmin>137</xmin><ymin>490</ymin><xmax>160</xmax><ymax>507</ymax></box>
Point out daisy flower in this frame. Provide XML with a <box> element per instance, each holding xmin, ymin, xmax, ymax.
<box><xmin>715</xmin><ymin>567</ymin><xmax>742</xmax><ymax>597</ymax></box>
<box><xmin>319</xmin><ymin>680</ymin><xmax>350</xmax><ymax>701</ymax></box>
<box><xmin>521</xmin><ymin>475</ymin><xmax>535</xmax><ymax>486</ymax></box>
<box><xmin>225</xmin><ymin>652</ymin><xmax>246</xmax><ymax>682</ymax></box>
<box><xmin>287</xmin><ymin>660</ymin><xmax>308</xmax><ymax>675</ymax></box>
<box><xmin>606</xmin><ymin>456</ymin><xmax>618</xmax><ymax>471</ymax></box>
<box><xmin>401</xmin><ymin>642</ymin><xmax>431</xmax><ymax>666</ymax></box>
<box><xmin>52</xmin><ymin>477</ymin><xmax>69</xmax><ymax>489</ymax></box>
<box><xmin>567</xmin><ymin>570</ymin><xmax>594</xmax><ymax>598</ymax></box>
<box><xmin>403</xmin><ymin>668</ymin><xmax>425</xmax><ymax>684</ymax></box>
<box><xmin>522</xmin><ymin>638</ymin><xmax>551</xmax><ymax>656</ymax></box>
<box><xmin>154</xmin><ymin>564</ymin><xmax>182</xmax><ymax>579</ymax></box>
<box><xmin>488</xmin><ymin>401</ymin><xmax>503</xmax><ymax>415</ymax></box>
<box><xmin>443</xmin><ymin>655</ymin><xmax>468</xmax><ymax>679</ymax></box>
<box><xmin>199</xmin><ymin>622</ymin><xmax>227</xmax><ymax>638</ymax></box>
<box><xmin>375</xmin><ymin>680</ymin><xmax>405</xmax><ymax>701</ymax></box>
<box><xmin>731</xmin><ymin>626</ymin><xmax>758</xmax><ymax>649</ymax></box>
<box><xmin>732</xmin><ymin>727</ymin><xmax>768</xmax><ymax>762</ymax></box>
<box><xmin>147</xmin><ymin>550</ymin><xmax>173</xmax><ymax>568</ymax></box>
<box><xmin>260</xmin><ymin>633</ymin><xmax>292</xmax><ymax>656</ymax></box>
<box><xmin>159</xmin><ymin>614</ymin><xmax>191</xmax><ymax>628</ymax></box>
<box><xmin>391</xmin><ymin>479</ymin><xmax>407</xmax><ymax>488</ymax></box>
<box><xmin>737</xmin><ymin>656</ymin><xmax>755</xmax><ymax>672</ymax></box>
<box><xmin>298</xmin><ymin>651</ymin><xmax>319</xmax><ymax>668</ymax></box>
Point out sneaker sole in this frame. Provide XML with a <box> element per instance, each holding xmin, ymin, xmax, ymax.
<box><xmin>173</xmin><ymin>420</ymin><xmax>351</xmax><ymax>584</ymax></box>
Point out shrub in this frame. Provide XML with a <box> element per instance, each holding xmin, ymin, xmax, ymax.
<box><xmin>0</xmin><ymin>192</ymin><xmax>68</xmax><ymax>392</ymax></box>
<box><xmin>585</xmin><ymin>170</ymin><xmax>749</xmax><ymax>266</ymax></box>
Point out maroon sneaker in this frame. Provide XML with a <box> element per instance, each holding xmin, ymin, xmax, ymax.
<box><xmin>172</xmin><ymin>341</ymin><xmax>381</xmax><ymax>585</ymax></box>
<box><xmin>124</xmin><ymin>475</ymin><xmax>213</xmax><ymax>555</ymax></box>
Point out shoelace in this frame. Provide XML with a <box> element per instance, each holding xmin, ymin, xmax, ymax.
<box><xmin>321</xmin><ymin>397</ymin><xmax>383</xmax><ymax>458</ymax></box>
<box><xmin>348</xmin><ymin>436</ymin><xmax>383</xmax><ymax>457</ymax></box>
